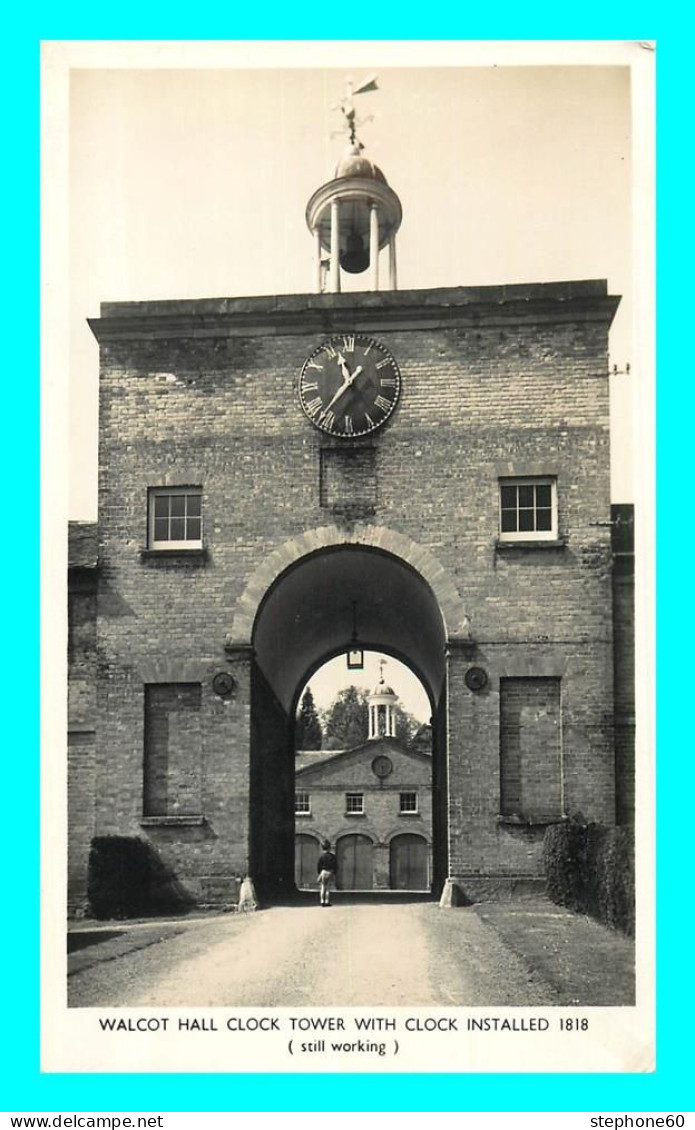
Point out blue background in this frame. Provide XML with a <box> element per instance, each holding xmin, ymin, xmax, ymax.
<box><xmin>6</xmin><ymin>9</ymin><xmax>690</xmax><ymax>1113</ymax></box>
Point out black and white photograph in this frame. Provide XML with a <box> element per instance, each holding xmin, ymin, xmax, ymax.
<box><xmin>45</xmin><ymin>40</ymin><xmax>654</xmax><ymax>1073</ymax></box>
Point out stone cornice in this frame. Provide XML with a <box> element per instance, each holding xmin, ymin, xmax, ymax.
<box><xmin>88</xmin><ymin>281</ymin><xmax>620</xmax><ymax>343</ymax></box>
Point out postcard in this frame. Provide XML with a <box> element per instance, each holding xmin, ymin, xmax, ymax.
<box><xmin>41</xmin><ymin>38</ymin><xmax>655</xmax><ymax>1078</ymax></box>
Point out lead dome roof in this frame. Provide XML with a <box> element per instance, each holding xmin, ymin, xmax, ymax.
<box><xmin>335</xmin><ymin>144</ymin><xmax>387</xmax><ymax>184</ymax></box>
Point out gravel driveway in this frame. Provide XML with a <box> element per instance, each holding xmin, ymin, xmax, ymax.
<box><xmin>69</xmin><ymin>901</ymin><xmax>565</xmax><ymax>1008</ymax></box>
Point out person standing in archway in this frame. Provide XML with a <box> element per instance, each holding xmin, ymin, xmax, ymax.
<box><xmin>317</xmin><ymin>839</ymin><xmax>338</xmax><ymax>907</ymax></box>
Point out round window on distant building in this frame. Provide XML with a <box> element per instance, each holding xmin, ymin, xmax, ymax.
<box><xmin>372</xmin><ymin>755</ymin><xmax>393</xmax><ymax>779</ymax></box>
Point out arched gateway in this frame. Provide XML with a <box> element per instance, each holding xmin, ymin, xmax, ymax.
<box><xmin>244</xmin><ymin>531</ymin><xmax>465</xmax><ymax>898</ymax></box>
<box><xmin>230</xmin><ymin>523</ymin><xmax>471</xmax><ymax>647</ymax></box>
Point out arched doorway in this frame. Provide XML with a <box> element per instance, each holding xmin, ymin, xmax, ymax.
<box><xmin>337</xmin><ymin>834</ymin><xmax>374</xmax><ymax>890</ymax></box>
<box><xmin>248</xmin><ymin>542</ymin><xmax>453</xmax><ymax>899</ymax></box>
<box><xmin>390</xmin><ymin>833</ymin><xmax>429</xmax><ymax>891</ymax></box>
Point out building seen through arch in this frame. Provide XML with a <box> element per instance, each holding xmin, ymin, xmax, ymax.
<box><xmin>294</xmin><ymin>668</ymin><xmax>434</xmax><ymax>892</ymax></box>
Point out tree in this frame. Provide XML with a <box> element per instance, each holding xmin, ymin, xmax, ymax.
<box><xmin>323</xmin><ymin>685</ymin><xmax>369</xmax><ymax>749</ymax></box>
<box><xmin>409</xmin><ymin>721</ymin><xmax>433</xmax><ymax>755</ymax></box>
<box><xmin>295</xmin><ymin>686</ymin><xmax>322</xmax><ymax>750</ymax></box>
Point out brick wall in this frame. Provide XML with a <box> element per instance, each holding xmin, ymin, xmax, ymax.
<box><xmin>68</xmin><ymin>587</ymin><xmax>96</xmax><ymax>730</ymax></box>
<box><xmin>68</xmin><ymin>525</ymin><xmax>98</xmax><ymax>910</ymax></box>
<box><xmin>143</xmin><ymin>683</ymin><xmax>202</xmax><ymax>816</ymax></box>
<box><xmin>250</xmin><ymin>659</ymin><xmax>293</xmax><ymax>896</ymax></box>
<box><xmin>612</xmin><ymin>504</ymin><xmax>635</xmax><ymax>825</ymax></box>
<box><xmin>67</xmin><ymin>732</ymin><xmax>95</xmax><ymax>909</ymax></box>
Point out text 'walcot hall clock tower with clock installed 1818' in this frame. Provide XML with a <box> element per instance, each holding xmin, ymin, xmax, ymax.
<box><xmin>74</xmin><ymin>76</ymin><xmax>631</xmax><ymax>911</ymax></box>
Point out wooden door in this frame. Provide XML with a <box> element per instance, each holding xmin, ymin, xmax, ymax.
<box><xmin>294</xmin><ymin>834</ymin><xmax>319</xmax><ymax>890</ymax></box>
<box><xmin>336</xmin><ymin>834</ymin><xmax>373</xmax><ymax>890</ymax></box>
<box><xmin>390</xmin><ymin>834</ymin><xmax>428</xmax><ymax>890</ymax></box>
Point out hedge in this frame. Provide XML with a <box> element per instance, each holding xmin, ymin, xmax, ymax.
<box><xmin>87</xmin><ymin>835</ymin><xmax>196</xmax><ymax>920</ymax></box>
<box><xmin>543</xmin><ymin>822</ymin><xmax>635</xmax><ymax>936</ymax></box>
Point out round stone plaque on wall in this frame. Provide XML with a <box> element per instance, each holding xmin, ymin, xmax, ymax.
<box><xmin>212</xmin><ymin>671</ymin><xmax>235</xmax><ymax>697</ymax></box>
<box><xmin>464</xmin><ymin>666</ymin><xmax>488</xmax><ymax>692</ymax></box>
<box><xmin>371</xmin><ymin>755</ymin><xmax>393</xmax><ymax>779</ymax></box>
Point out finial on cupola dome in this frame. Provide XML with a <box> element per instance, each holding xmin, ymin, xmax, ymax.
<box><xmin>305</xmin><ymin>75</ymin><xmax>402</xmax><ymax>294</ymax></box>
<box><xmin>334</xmin><ymin>73</ymin><xmax>379</xmax><ymax>149</ymax></box>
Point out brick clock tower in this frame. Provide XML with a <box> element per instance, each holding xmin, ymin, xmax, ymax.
<box><xmin>79</xmin><ymin>82</ymin><xmax>625</xmax><ymax>908</ymax></box>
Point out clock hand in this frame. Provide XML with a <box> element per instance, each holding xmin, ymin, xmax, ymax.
<box><xmin>322</xmin><ymin>363</ymin><xmax>365</xmax><ymax>416</ymax></box>
<box><xmin>336</xmin><ymin>352</ymin><xmax>352</xmax><ymax>383</ymax></box>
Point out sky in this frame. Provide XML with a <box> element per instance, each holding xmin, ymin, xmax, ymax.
<box><xmin>65</xmin><ymin>43</ymin><xmax>642</xmax><ymax>523</ymax></box>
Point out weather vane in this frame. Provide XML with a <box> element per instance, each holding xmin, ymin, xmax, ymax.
<box><xmin>331</xmin><ymin>74</ymin><xmax>379</xmax><ymax>149</ymax></box>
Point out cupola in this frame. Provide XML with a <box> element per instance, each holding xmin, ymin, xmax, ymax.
<box><xmin>305</xmin><ymin>76</ymin><xmax>402</xmax><ymax>293</ymax></box>
<box><xmin>367</xmin><ymin>660</ymin><xmax>398</xmax><ymax>740</ymax></box>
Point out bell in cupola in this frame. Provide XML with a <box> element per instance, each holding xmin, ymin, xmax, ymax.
<box><xmin>340</xmin><ymin>228</ymin><xmax>370</xmax><ymax>274</ymax></box>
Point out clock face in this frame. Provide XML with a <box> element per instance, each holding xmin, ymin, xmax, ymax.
<box><xmin>298</xmin><ymin>334</ymin><xmax>401</xmax><ymax>438</ymax></box>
